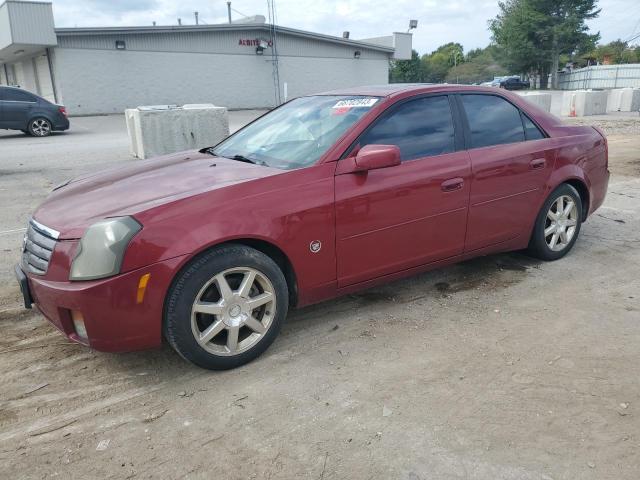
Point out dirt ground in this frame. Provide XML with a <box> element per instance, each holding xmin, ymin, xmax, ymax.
<box><xmin>1</xmin><ymin>117</ymin><xmax>639</xmax><ymax>479</ymax></box>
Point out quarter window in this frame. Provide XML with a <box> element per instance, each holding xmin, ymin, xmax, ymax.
<box><xmin>522</xmin><ymin>114</ymin><xmax>545</xmax><ymax>140</ymax></box>
<box><xmin>461</xmin><ymin>94</ymin><xmax>524</xmax><ymax>148</ymax></box>
<box><xmin>358</xmin><ymin>96</ymin><xmax>455</xmax><ymax>161</ymax></box>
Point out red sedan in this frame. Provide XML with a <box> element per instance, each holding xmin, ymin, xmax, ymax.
<box><xmin>16</xmin><ymin>85</ymin><xmax>609</xmax><ymax>370</ymax></box>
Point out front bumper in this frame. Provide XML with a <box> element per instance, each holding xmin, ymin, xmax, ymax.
<box><xmin>16</xmin><ymin>255</ymin><xmax>186</xmax><ymax>352</ymax></box>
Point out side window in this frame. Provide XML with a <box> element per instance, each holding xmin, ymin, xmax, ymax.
<box><xmin>461</xmin><ymin>94</ymin><xmax>524</xmax><ymax>148</ymax></box>
<box><xmin>358</xmin><ymin>96</ymin><xmax>455</xmax><ymax>161</ymax></box>
<box><xmin>4</xmin><ymin>89</ymin><xmax>35</xmax><ymax>102</ymax></box>
<box><xmin>522</xmin><ymin>114</ymin><xmax>545</xmax><ymax>140</ymax></box>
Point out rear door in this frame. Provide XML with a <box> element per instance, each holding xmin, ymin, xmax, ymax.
<box><xmin>457</xmin><ymin>93</ymin><xmax>554</xmax><ymax>252</ymax></box>
<box><xmin>2</xmin><ymin>88</ymin><xmax>37</xmax><ymax>130</ymax></box>
<box><xmin>335</xmin><ymin>95</ymin><xmax>471</xmax><ymax>286</ymax></box>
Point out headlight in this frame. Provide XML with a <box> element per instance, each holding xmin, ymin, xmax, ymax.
<box><xmin>70</xmin><ymin>216</ymin><xmax>142</xmax><ymax>281</ymax></box>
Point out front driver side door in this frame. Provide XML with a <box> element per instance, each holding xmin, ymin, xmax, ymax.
<box><xmin>334</xmin><ymin>95</ymin><xmax>471</xmax><ymax>287</ymax></box>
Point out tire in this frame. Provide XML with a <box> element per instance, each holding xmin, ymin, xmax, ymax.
<box><xmin>28</xmin><ymin>117</ymin><xmax>52</xmax><ymax>137</ymax></box>
<box><xmin>164</xmin><ymin>244</ymin><xmax>289</xmax><ymax>370</ymax></box>
<box><xmin>527</xmin><ymin>183</ymin><xmax>582</xmax><ymax>261</ymax></box>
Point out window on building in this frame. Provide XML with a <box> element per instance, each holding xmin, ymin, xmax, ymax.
<box><xmin>461</xmin><ymin>94</ymin><xmax>525</xmax><ymax>148</ymax></box>
<box><xmin>357</xmin><ymin>96</ymin><xmax>455</xmax><ymax>161</ymax></box>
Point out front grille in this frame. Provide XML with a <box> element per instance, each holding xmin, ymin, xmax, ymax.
<box><xmin>21</xmin><ymin>219</ymin><xmax>59</xmax><ymax>275</ymax></box>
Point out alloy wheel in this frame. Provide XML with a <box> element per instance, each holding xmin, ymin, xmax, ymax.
<box><xmin>31</xmin><ymin>119</ymin><xmax>51</xmax><ymax>137</ymax></box>
<box><xmin>544</xmin><ymin>195</ymin><xmax>578</xmax><ymax>251</ymax></box>
<box><xmin>190</xmin><ymin>267</ymin><xmax>276</xmax><ymax>356</ymax></box>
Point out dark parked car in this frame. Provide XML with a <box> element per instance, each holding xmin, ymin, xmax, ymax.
<box><xmin>500</xmin><ymin>76</ymin><xmax>530</xmax><ymax>90</ymax></box>
<box><xmin>16</xmin><ymin>85</ymin><xmax>609</xmax><ymax>370</ymax></box>
<box><xmin>0</xmin><ymin>86</ymin><xmax>69</xmax><ymax>136</ymax></box>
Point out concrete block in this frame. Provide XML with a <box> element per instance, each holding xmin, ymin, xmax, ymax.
<box><xmin>560</xmin><ymin>90</ymin><xmax>608</xmax><ymax>117</ymax></box>
<box><xmin>124</xmin><ymin>109</ymin><xmax>139</xmax><ymax>157</ymax></box>
<box><xmin>607</xmin><ymin>88</ymin><xmax>640</xmax><ymax>112</ymax></box>
<box><xmin>126</xmin><ymin>105</ymin><xmax>229</xmax><ymax>159</ymax></box>
<box><xmin>515</xmin><ymin>91</ymin><xmax>552</xmax><ymax>112</ymax></box>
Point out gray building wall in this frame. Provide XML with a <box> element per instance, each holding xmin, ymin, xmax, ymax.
<box><xmin>52</xmin><ymin>28</ymin><xmax>390</xmax><ymax>115</ymax></box>
<box><xmin>1</xmin><ymin>0</ymin><xmax>57</xmax><ymax>47</ymax></box>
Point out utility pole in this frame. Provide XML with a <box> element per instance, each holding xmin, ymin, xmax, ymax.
<box><xmin>227</xmin><ymin>2</ymin><xmax>232</xmax><ymax>23</ymax></box>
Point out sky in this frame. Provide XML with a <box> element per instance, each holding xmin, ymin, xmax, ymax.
<box><xmin>51</xmin><ymin>0</ymin><xmax>640</xmax><ymax>55</ymax></box>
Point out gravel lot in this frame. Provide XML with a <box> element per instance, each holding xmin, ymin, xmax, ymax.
<box><xmin>1</xmin><ymin>112</ymin><xmax>639</xmax><ymax>479</ymax></box>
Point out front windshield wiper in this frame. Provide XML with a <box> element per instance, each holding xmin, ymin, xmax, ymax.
<box><xmin>206</xmin><ymin>149</ymin><xmax>267</xmax><ymax>166</ymax></box>
<box><xmin>230</xmin><ymin>154</ymin><xmax>261</xmax><ymax>165</ymax></box>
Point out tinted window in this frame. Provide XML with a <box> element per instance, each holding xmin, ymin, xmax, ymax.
<box><xmin>3</xmin><ymin>88</ymin><xmax>35</xmax><ymax>102</ymax></box>
<box><xmin>358</xmin><ymin>96</ymin><xmax>455</xmax><ymax>161</ymax></box>
<box><xmin>461</xmin><ymin>94</ymin><xmax>524</xmax><ymax>148</ymax></box>
<box><xmin>522</xmin><ymin>114</ymin><xmax>545</xmax><ymax>140</ymax></box>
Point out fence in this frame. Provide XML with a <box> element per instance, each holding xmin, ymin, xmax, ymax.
<box><xmin>558</xmin><ymin>64</ymin><xmax>640</xmax><ymax>90</ymax></box>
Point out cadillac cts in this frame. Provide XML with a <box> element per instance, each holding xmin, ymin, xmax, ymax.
<box><xmin>15</xmin><ymin>85</ymin><xmax>609</xmax><ymax>370</ymax></box>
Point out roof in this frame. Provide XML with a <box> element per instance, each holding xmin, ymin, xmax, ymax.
<box><xmin>317</xmin><ymin>83</ymin><xmax>529</xmax><ymax>98</ymax></box>
<box><xmin>53</xmin><ymin>23</ymin><xmax>395</xmax><ymax>54</ymax></box>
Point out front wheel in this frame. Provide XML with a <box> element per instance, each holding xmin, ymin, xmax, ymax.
<box><xmin>527</xmin><ymin>184</ymin><xmax>582</xmax><ymax>261</ymax></box>
<box><xmin>28</xmin><ymin>117</ymin><xmax>52</xmax><ymax>137</ymax></box>
<box><xmin>164</xmin><ymin>244</ymin><xmax>289</xmax><ymax>370</ymax></box>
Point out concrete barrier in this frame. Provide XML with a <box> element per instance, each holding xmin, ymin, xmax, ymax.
<box><xmin>560</xmin><ymin>90</ymin><xmax>608</xmax><ymax>117</ymax></box>
<box><xmin>125</xmin><ymin>104</ymin><xmax>229</xmax><ymax>159</ymax></box>
<box><xmin>515</xmin><ymin>91</ymin><xmax>552</xmax><ymax>112</ymax></box>
<box><xmin>607</xmin><ymin>88</ymin><xmax>640</xmax><ymax>112</ymax></box>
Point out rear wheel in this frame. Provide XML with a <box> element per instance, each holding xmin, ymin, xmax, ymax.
<box><xmin>28</xmin><ymin>117</ymin><xmax>52</xmax><ymax>137</ymax></box>
<box><xmin>164</xmin><ymin>244</ymin><xmax>288</xmax><ymax>370</ymax></box>
<box><xmin>527</xmin><ymin>184</ymin><xmax>582</xmax><ymax>261</ymax></box>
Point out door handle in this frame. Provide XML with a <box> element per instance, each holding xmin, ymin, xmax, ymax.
<box><xmin>441</xmin><ymin>177</ymin><xmax>464</xmax><ymax>192</ymax></box>
<box><xmin>530</xmin><ymin>158</ymin><xmax>546</xmax><ymax>170</ymax></box>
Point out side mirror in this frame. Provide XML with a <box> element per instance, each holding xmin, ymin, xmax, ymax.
<box><xmin>354</xmin><ymin>144</ymin><xmax>401</xmax><ymax>172</ymax></box>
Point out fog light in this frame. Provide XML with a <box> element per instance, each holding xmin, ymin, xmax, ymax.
<box><xmin>71</xmin><ymin>310</ymin><xmax>88</xmax><ymax>340</ymax></box>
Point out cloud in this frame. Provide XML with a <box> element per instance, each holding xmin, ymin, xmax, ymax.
<box><xmin>50</xmin><ymin>0</ymin><xmax>639</xmax><ymax>54</ymax></box>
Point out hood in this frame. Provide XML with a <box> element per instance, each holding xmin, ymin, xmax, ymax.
<box><xmin>34</xmin><ymin>151</ymin><xmax>282</xmax><ymax>239</ymax></box>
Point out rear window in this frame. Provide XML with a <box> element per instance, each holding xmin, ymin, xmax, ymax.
<box><xmin>461</xmin><ymin>94</ymin><xmax>524</xmax><ymax>148</ymax></box>
<box><xmin>2</xmin><ymin>88</ymin><xmax>35</xmax><ymax>102</ymax></box>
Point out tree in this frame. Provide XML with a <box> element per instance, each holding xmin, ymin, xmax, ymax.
<box><xmin>490</xmin><ymin>0</ymin><xmax>600</xmax><ymax>89</ymax></box>
<box><xmin>591</xmin><ymin>40</ymin><xmax>640</xmax><ymax>64</ymax></box>
<box><xmin>421</xmin><ymin>43</ymin><xmax>464</xmax><ymax>83</ymax></box>
<box><xmin>445</xmin><ymin>45</ymin><xmax>508</xmax><ymax>84</ymax></box>
<box><xmin>389</xmin><ymin>50</ymin><xmax>425</xmax><ymax>83</ymax></box>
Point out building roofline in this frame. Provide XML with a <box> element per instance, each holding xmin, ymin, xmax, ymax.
<box><xmin>0</xmin><ymin>0</ymin><xmax>52</xmax><ymax>7</ymax></box>
<box><xmin>53</xmin><ymin>23</ymin><xmax>395</xmax><ymax>53</ymax></box>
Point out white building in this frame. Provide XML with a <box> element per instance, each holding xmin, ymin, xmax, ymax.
<box><xmin>0</xmin><ymin>0</ymin><xmax>412</xmax><ymax>115</ymax></box>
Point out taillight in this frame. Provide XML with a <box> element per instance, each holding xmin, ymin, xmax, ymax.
<box><xmin>58</xmin><ymin>106</ymin><xmax>67</xmax><ymax>116</ymax></box>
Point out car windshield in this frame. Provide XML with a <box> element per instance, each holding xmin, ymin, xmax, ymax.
<box><xmin>211</xmin><ymin>95</ymin><xmax>381</xmax><ymax>170</ymax></box>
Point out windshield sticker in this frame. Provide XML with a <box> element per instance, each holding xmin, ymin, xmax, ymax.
<box><xmin>332</xmin><ymin>98</ymin><xmax>378</xmax><ymax>109</ymax></box>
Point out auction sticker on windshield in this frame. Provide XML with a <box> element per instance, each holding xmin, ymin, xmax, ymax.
<box><xmin>332</xmin><ymin>98</ymin><xmax>378</xmax><ymax>109</ymax></box>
